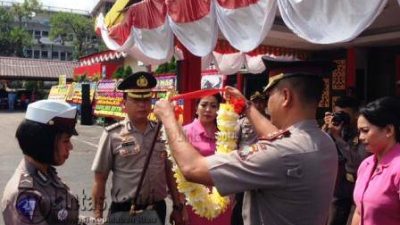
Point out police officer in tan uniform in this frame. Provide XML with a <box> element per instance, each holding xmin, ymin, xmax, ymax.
<box><xmin>154</xmin><ymin>58</ymin><xmax>338</xmax><ymax>225</ymax></box>
<box><xmin>1</xmin><ymin>100</ymin><xmax>80</xmax><ymax>225</ymax></box>
<box><xmin>91</xmin><ymin>72</ymin><xmax>185</xmax><ymax>224</ymax></box>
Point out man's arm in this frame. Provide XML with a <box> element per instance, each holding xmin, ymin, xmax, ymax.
<box><xmin>225</xmin><ymin>86</ymin><xmax>277</xmax><ymax>137</ymax></box>
<box><xmin>92</xmin><ymin>172</ymin><xmax>109</xmax><ymax>219</ymax></box>
<box><xmin>155</xmin><ymin>100</ymin><xmax>213</xmax><ymax>186</ymax></box>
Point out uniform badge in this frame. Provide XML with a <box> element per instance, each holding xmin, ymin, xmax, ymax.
<box><xmin>16</xmin><ymin>195</ymin><xmax>37</xmax><ymax>221</ymax></box>
<box><xmin>137</xmin><ymin>75</ymin><xmax>148</xmax><ymax>87</ymax></box>
<box><xmin>239</xmin><ymin>145</ymin><xmax>259</xmax><ymax>160</ymax></box>
<box><xmin>57</xmin><ymin>208</ymin><xmax>68</xmax><ymax>221</ymax></box>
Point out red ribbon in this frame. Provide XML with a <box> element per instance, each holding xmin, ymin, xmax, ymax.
<box><xmin>169</xmin><ymin>89</ymin><xmax>224</xmax><ymax>101</ymax></box>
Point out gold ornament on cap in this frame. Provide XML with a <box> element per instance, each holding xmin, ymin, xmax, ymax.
<box><xmin>137</xmin><ymin>75</ymin><xmax>148</xmax><ymax>87</ymax></box>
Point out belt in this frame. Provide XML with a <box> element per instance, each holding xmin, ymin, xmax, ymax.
<box><xmin>110</xmin><ymin>200</ymin><xmax>165</xmax><ymax>213</ymax></box>
<box><xmin>345</xmin><ymin>173</ymin><xmax>355</xmax><ymax>183</ymax></box>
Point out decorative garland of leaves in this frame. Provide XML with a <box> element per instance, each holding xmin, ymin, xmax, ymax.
<box><xmin>163</xmin><ymin>103</ymin><xmax>239</xmax><ymax>219</ymax></box>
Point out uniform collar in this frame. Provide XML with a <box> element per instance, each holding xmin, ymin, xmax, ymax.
<box><xmin>22</xmin><ymin>159</ymin><xmax>60</xmax><ymax>186</ymax></box>
<box><xmin>123</xmin><ymin>118</ymin><xmax>156</xmax><ymax>135</ymax></box>
<box><xmin>288</xmin><ymin>120</ymin><xmax>319</xmax><ymax>132</ymax></box>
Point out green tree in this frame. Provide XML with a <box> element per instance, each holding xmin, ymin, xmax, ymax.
<box><xmin>50</xmin><ymin>12</ymin><xmax>97</xmax><ymax>59</ymax></box>
<box><xmin>0</xmin><ymin>7</ymin><xmax>13</xmax><ymax>56</ymax></box>
<box><xmin>11</xmin><ymin>0</ymin><xmax>41</xmax><ymax>26</ymax></box>
<box><xmin>0</xmin><ymin>0</ymin><xmax>40</xmax><ymax>57</ymax></box>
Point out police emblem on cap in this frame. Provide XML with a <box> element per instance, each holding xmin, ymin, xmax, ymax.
<box><xmin>117</xmin><ymin>72</ymin><xmax>157</xmax><ymax>99</ymax></box>
<box><xmin>137</xmin><ymin>75</ymin><xmax>148</xmax><ymax>87</ymax></box>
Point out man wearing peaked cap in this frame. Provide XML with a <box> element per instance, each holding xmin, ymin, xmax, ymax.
<box><xmin>1</xmin><ymin>100</ymin><xmax>81</xmax><ymax>225</ymax></box>
<box><xmin>153</xmin><ymin>58</ymin><xmax>338</xmax><ymax>225</ymax></box>
<box><xmin>91</xmin><ymin>72</ymin><xmax>186</xmax><ymax>224</ymax></box>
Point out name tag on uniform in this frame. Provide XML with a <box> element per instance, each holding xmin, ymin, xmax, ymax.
<box><xmin>118</xmin><ymin>141</ymin><xmax>140</xmax><ymax>157</ymax></box>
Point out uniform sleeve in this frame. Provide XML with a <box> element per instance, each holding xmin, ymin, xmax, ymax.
<box><xmin>91</xmin><ymin>130</ymin><xmax>113</xmax><ymax>172</ymax></box>
<box><xmin>3</xmin><ymin>191</ymin><xmax>49</xmax><ymax>225</ymax></box>
<box><xmin>206</xmin><ymin>142</ymin><xmax>286</xmax><ymax>196</ymax></box>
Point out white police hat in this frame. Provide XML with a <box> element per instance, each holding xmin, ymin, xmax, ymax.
<box><xmin>25</xmin><ymin>100</ymin><xmax>78</xmax><ymax>135</ymax></box>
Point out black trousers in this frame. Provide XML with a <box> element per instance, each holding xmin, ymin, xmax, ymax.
<box><xmin>328</xmin><ymin>175</ymin><xmax>355</xmax><ymax>225</ymax></box>
<box><xmin>109</xmin><ymin>200</ymin><xmax>166</xmax><ymax>224</ymax></box>
<box><xmin>231</xmin><ymin>193</ymin><xmax>244</xmax><ymax>225</ymax></box>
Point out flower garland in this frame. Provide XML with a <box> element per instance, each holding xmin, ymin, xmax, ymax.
<box><xmin>163</xmin><ymin>100</ymin><xmax>242</xmax><ymax>219</ymax></box>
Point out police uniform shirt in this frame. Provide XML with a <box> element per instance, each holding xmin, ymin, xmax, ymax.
<box><xmin>236</xmin><ymin>116</ymin><xmax>258</xmax><ymax>149</ymax></box>
<box><xmin>1</xmin><ymin>159</ymin><xmax>79</xmax><ymax>225</ymax></box>
<box><xmin>206</xmin><ymin>120</ymin><xmax>338</xmax><ymax>225</ymax></box>
<box><xmin>91</xmin><ymin>119</ymin><xmax>167</xmax><ymax>204</ymax></box>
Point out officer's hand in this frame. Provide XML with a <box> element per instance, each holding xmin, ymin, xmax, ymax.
<box><xmin>170</xmin><ymin>207</ymin><xmax>188</xmax><ymax>225</ymax></box>
<box><xmin>224</xmin><ymin>86</ymin><xmax>245</xmax><ymax>100</ymax></box>
<box><xmin>154</xmin><ymin>99</ymin><xmax>175</xmax><ymax>122</ymax></box>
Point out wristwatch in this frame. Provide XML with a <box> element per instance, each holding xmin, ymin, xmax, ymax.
<box><xmin>173</xmin><ymin>203</ymin><xmax>184</xmax><ymax>211</ymax></box>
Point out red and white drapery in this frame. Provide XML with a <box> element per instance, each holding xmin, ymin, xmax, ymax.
<box><xmin>96</xmin><ymin>0</ymin><xmax>389</xmax><ymax>74</ymax></box>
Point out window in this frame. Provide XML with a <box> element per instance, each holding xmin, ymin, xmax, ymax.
<box><xmin>60</xmin><ymin>52</ymin><xmax>66</xmax><ymax>60</ymax></box>
<box><xmin>33</xmin><ymin>50</ymin><xmax>40</xmax><ymax>59</ymax></box>
<box><xmin>41</xmin><ymin>51</ymin><xmax>48</xmax><ymax>58</ymax></box>
<box><xmin>42</xmin><ymin>31</ymin><xmax>49</xmax><ymax>37</ymax></box>
<box><xmin>34</xmin><ymin>30</ymin><xmax>41</xmax><ymax>39</ymax></box>
<box><xmin>67</xmin><ymin>52</ymin><xmax>73</xmax><ymax>60</ymax></box>
<box><xmin>52</xmin><ymin>51</ymin><xmax>59</xmax><ymax>59</ymax></box>
<box><xmin>25</xmin><ymin>49</ymin><xmax>32</xmax><ymax>58</ymax></box>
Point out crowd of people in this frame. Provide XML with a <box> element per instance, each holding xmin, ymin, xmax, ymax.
<box><xmin>2</xmin><ymin>58</ymin><xmax>400</xmax><ymax>225</ymax></box>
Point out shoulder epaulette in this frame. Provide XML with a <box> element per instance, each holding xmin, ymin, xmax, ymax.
<box><xmin>18</xmin><ymin>173</ymin><xmax>34</xmax><ymax>189</ymax></box>
<box><xmin>105</xmin><ymin>121</ymin><xmax>123</xmax><ymax>132</ymax></box>
<box><xmin>259</xmin><ymin>129</ymin><xmax>291</xmax><ymax>142</ymax></box>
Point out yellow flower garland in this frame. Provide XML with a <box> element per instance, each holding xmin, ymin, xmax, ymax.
<box><xmin>163</xmin><ymin>103</ymin><xmax>239</xmax><ymax>219</ymax></box>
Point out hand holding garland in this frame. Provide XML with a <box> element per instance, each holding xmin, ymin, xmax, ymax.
<box><xmin>155</xmin><ymin>89</ymin><xmax>239</xmax><ymax>219</ymax></box>
<box><xmin>224</xmin><ymin>86</ymin><xmax>278</xmax><ymax>137</ymax></box>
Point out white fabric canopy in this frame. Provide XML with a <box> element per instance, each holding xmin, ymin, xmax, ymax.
<box><xmin>215</xmin><ymin>0</ymin><xmax>277</xmax><ymax>52</ymax></box>
<box><xmin>97</xmin><ymin>0</ymin><xmax>390</xmax><ymax>73</ymax></box>
<box><xmin>278</xmin><ymin>0</ymin><xmax>388</xmax><ymax>44</ymax></box>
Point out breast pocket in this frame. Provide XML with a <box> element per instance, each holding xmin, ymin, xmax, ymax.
<box><xmin>115</xmin><ymin>141</ymin><xmax>140</xmax><ymax>158</ymax></box>
<box><xmin>286</xmin><ymin>166</ymin><xmax>304</xmax><ymax>179</ymax></box>
<box><xmin>151</xmin><ymin>141</ymin><xmax>167</xmax><ymax>167</ymax></box>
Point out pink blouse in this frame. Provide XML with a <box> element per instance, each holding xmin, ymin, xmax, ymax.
<box><xmin>183</xmin><ymin>119</ymin><xmax>217</xmax><ymax>156</ymax></box>
<box><xmin>353</xmin><ymin>144</ymin><xmax>400</xmax><ymax>225</ymax></box>
<box><xmin>183</xmin><ymin>119</ymin><xmax>232</xmax><ymax>225</ymax></box>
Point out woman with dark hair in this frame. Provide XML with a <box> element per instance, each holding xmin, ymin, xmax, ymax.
<box><xmin>351</xmin><ymin>96</ymin><xmax>400</xmax><ymax>225</ymax></box>
<box><xmin>1</xmin><ymin>100</ymin><xmax>80</xmax><ymax>225</ymax></box>
<box><xmin>182</xmin><ymin>93</ymin><xmax>232</xmax><ymax>225</ymax></box>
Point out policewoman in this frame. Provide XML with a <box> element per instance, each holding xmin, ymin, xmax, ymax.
<box><xmin>1</xmin><ymin>100</ymin><xmax>80</xmax><ymax>225</ymax></box>
<box><xmin>91</xmin><ymin>72</ymin><xmax>185</xmax><ymax>224</ymax></box>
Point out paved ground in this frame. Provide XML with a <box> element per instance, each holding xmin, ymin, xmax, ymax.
<box><xmin>0</xmin><ymin>111</ymin><xmax>172</xmax><ymax>225</ymax></box>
